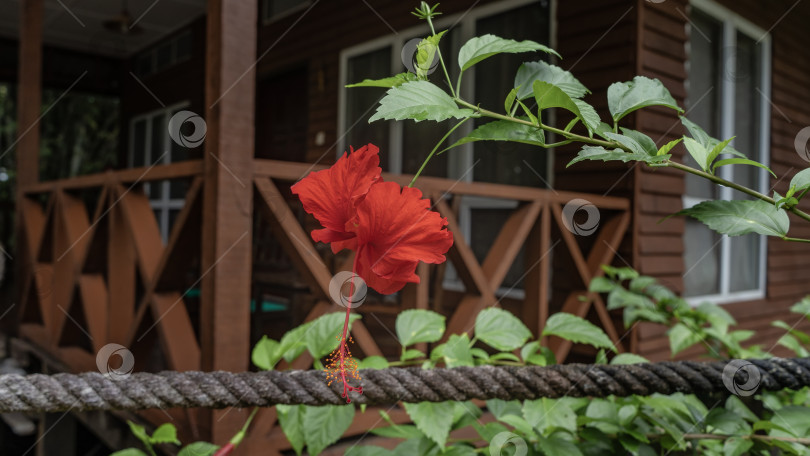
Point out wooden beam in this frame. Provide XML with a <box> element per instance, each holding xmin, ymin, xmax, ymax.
<box><xmin>16</xmin><ymin>0</ymin><xmax>42</xmax><ymax>188</ymax></box>
<box><xmin>201</xmin><ymin>0</ymin><xmax>257</xmax><ymax>444</ymax></box>
<box><xmin>23</xmin><ymin>161</ymin><xmax>203</xmax><ymax>194</ymax></box>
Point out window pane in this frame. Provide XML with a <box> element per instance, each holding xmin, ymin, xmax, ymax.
<box><xmin>132</xmin><ymin>119</ymin><xmax>146</xmax><ymax>167</ymax></box>
<box><xmin>345</xmin><ymin>47</ymin><xmax>392</xmax><ymax>170</ymax></box>
<box><xmin>729</xmin><ymin>234</ymin><xmax>759</xmax><ymax>292</ymax></box>
<box><xmin>732</xmin><ymin>33</ymin><xmax>763</xmax><ymax>191</ymax></box>
<box><xmin>683</xmin><ymin>218</ymin><xmax>721</xmax><ymax>297</ymax></box>
<box><xmin>473</xmin><ymin>2</ymin><xmax>550</xmax><ymax>187</ymax></box>
<box><xmin>149</xmin><ymin>116</ymin><xmax>165</xmax><ymax>199</ymax></box>
<box><xmin>685</xmin><ymin>10</ymin><xmax>723</xmax><ymax>199</ymax></box>
<box><xmin>400</xmin><ymin>30</ymin><xmax>458</xmax><ymax>177</ymax></box>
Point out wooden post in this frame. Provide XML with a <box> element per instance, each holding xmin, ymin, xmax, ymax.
<box><xmin>201</xmin><ymin>0</ymin><xmax>256</xmax><ymax>444</ymax></box>
<box><xmin>16</xmin><ymin>0</ymin><xmax>42</xmax><ymax>188</ymax></box>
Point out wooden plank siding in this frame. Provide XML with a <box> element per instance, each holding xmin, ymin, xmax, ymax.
<box><xmin>635</xmin><ymin>0</ymin><xmax>810</xmax><ymax>361</ymax></box>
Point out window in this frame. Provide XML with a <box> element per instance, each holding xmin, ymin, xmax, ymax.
<box><xmin>683</xmin><ymin>0</ymin><xmax>771</xmax><ymax>303</ymax></box>
<box><xmin>262</xmin><ymin>0</ymin><xmax>310</xmax><ymax>23</ymax></box>
<box><xmin>129</xmin><ymin>103</ymin><xmax>190</xmax><ymax>242</ymax></box>
<box><xmin>134</xmin><ymin>30</ymin><xmax>193</xmax><ymax>78</ymax></box>
<box><xmin>340</xmin><ymin>0</ymin><xmax>551</xmax><ymax>294</ymax></box>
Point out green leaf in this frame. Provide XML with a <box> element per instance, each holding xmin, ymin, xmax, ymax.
<box><xmin>126</xmin><ymin>421</ymin><xmax>150</xmax><ymax>448</ymax></box>
<box><xmin>307</xmin><ymin>312</ymin><xmax>361</xmax><ymax>360</ymax></box>
<box><xmin>681</xmin><ymin>117</ymin><xmax>744</xmax><ymax>157</ymax></box>
<box><xmin>585</xmin><ymin>400</ymin><xmax>620</xmax><ymax>434</ymax></box>
<box><xmin>542</xmin><ymin>313</ymin><xmax>615</xmax><ymax>351</ymax></box>
<box><xmin>573</xmin><ymin>99</ymin><xmax>601</xmax><ymax>133</ymax></box>
<box><xmin>475</xmin><ymin>307</ymin><xmax>532</xmax><ymax>351</ymax></box>
<box><xmin>657</xmin><ymin>138</ymin><xmax>683</xmax><ymax>156</ymax></box>
<box><xmin>346</xmin><ymin>72</ymin><xmax>418</xmax><ymax>88</ymax></box>
<box><xmin>790</xmin><ymin>296</ymin><xmax>810</xmax><ymax>316</ymax></box>
<box><xmin>498</xmin><ymin>414</ymin><xmax>536</xmax><ymax>437</ymax></box>
<box><xmin>790</xmin><ymin>168</ymin><xmax>810</xmax><ymax>193</ymax></box>
<box><xmin>443</xmin><ymin>445</ymin><xmax>477</xmax><ymax>456</ymax></box>
<box><xmin>533</xmin><ymin>80</ymin><xmax>581</xmax><ymax>116</ymax></box>
<box><xmin>278</xmin><ymin>321</ymin><xmax>314</xmax><ymax>363</ymax></box>
<box><xmin>150</xmin><ymin>423</ymin><xmax>180</xmax><ymax>445</ymax></box>
<box><xmin>514</xmin><ymin>61</ymin><xmax>589</xmax><ymax>100</ymax></box>
<box><xmin>677</xmin><ymin>199</ymin><xmax>790</xmax><ymax>237</ymax></box>
<box><xmin>619</xmin><ymin>128</ymin><xmax>658</xmax><ymax>156</ymax></box>
<box><xmin>610</xmin><ymin>353</ymin><xmax>649</xmax><ymax>365</ymax></box>
<box><xmin>723</xmin><ymin>437</ymin><xmax>753</xmax><ymax>456</ymax></box>
<box><xmin>404</xmin><ymin>401</ymin><xmax>455</xmax><ymax>447</ymax></box>
<box><xmin>396</xmin><ymin>309</ymin><xmax>446</xmax><ymax>347</ymax></box>
<box><xmin>401</xmin><ymin>348</ymin><xmax>425</xmax><ymax>361</ymax></box>
<box><xmin>369</xmin><ymin>81</ymin><xmax>474</xmax><ymax>123</ymax></box>
<box><xmin>667</xmin><ymin>323</ymin><xmax>703</xmax><ymax>355</ymax></box>
<box><xmin>682</xmin><ymin>136</ymin><xmax>711</xmax><ymax>172</ymax></box>
<box><xmin>276</xmin><ymin>404</ymin><xmax>306</xmax><ymax>456</ymax></box>
<box><xmin>458</xmin><ymin>34</ymin><xmax>559</xmax><ymax>72</ymax></box>
<box><xmin>490</xmin><ymin>352</ymin><xmax>521</xmax><ymax>362</ymax></box>
<box><xmin>358</xmin><ymin>355</ymin><xmax>389</xmax><ymax>370</ymax></box>
<box><xmin>441</xmin><ymin>334</ymin><xmax>475</xmax><ymax>367</ymax></box>
<box><xmin>618</xmin><ymin>405</ymin><xmax>638</xmax><ymax>427</ymax></box>
<box><xmin>370</xmin><ymin>424</ymin><xmax>424</xmax><ymax>439</ymax></box>
<box><xmin>607</xmin><ymin>76</ymin><xmax>682</xmax><ymax>122</ymax></box>
<box><xmin>538</xmin><ymin>435</ymin><xmax>584</xmax><ymax>456</ymax></box>
<box><xmin>725</xmin><ymin>396</ymin><xmax>758</xmax><ymax>423</ymax></box>
<box><xmin>345</xmin><ymin>446</ymin><xmax>393</xmax><ymax>456</ymax></box>
<box><xmin>302</xmin><ymin>404</ymin><xmax>355</xmax><ymax>455</ymax></box>
<box><xmin>712</xmin><ymin>158</ymin><xmax>776</xmax><ymax>177</ymax></box>
<box><xmin>706</xmin><ymin>136</ymin><xmax>736</xmax><ymax>166</ymax></box>
<box><xmin>589</xmin><ymin>276</ymin><xmax>616</xmax><ymax>293</ymax></box>
<box><xmin>567</xmin><ymin>145</ymin><xmax>669</xmax><ymax>167</ymax></box>
<box><xmin>603</xmin><ymin>132</ymin><xmax>647</xmax><ymax>156</ymax></box>
<box><xmin>504</xmin><ymin>87</ymin><xmax>519</xmax><ymax>114</ymax></box>
<box><xmin>487</xmin><ymin>399</ymin><xmax>523</xmax><ymax>419</ymax></box>
<box><xmin>251</xmin><ymin>336</ymin><xmax>281</xmax><ymax>370</ymax></box>
<box><xmin>771</xmin><ymin>406</ymin><xmax>810</xmax><ymax>437</ymax></box>
<box><xmin>446</xmin><ymin>119</ymin><xmax>544</xmax><ymax>151</ymax></box>
<box><xmin>178</xmin><ymin>442</ymin><xmax>219</xmax><ymax>456</ymax></box>
<box><xmin>110</xmin><ymin>450</ymin><xmax>148</xmax><ymax>456</ymax></box>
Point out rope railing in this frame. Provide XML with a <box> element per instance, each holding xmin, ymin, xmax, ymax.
<box><xmin>1</xmin><ymin>358</ymin><xmax>809</xmax><ymax>413</ymax></box>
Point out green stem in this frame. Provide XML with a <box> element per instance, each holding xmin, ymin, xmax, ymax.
<box><xmin>409</xmin><ymin>117</ymin><xmax>472</xmax><ymax>187</ymax></box>
<box><xmin>796</xmin><ymin>187</ymin><xmax>810</xmax><ymax>202</ymax></box>
<box><xmin>426</xmin><ymin>16</ymin><xmax>455</xmax><ymax>98</ymax></box>
<box><xmin>783</xmin><ymin>236</ymin><xmax>810</xmax><ymax>243</ymax></box>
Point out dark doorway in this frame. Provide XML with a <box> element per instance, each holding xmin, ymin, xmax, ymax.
<box><xmin>255</xmin><ymin>66</ymin><xmax>308</xmax><ymax>161</ymax></box>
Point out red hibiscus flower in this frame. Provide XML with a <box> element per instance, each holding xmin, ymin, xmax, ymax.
<box><xmin>292</xmin><ymin>144</ymin><xmax>452</xmax><ymax>294</ymax></box>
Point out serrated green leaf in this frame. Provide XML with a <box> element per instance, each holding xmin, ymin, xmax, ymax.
<box><xmin>445</xmin><ymin>119</ymin><xmax>544</xmax><ymax>152</ymax></box>
<box><xmin>567</xmin><ymin>145</ymin><xmax>670</xmax><ymax>167</ymax></box>
<box><xmin>487</xmin><ymin>399</ymin><xmax>523</xmax><ymax>419</ymax></box>
<box><xmin>475</xmin><ymin>307</ymin><xmax>532</xmax><ymax>351</ymax></box>
<box><xmin>589</xmin><ymin>276</ymin><xmax>616</xmax><ymax>293</ymax></box>
<box><xmin>542</xmin><ymin>313</ymin><xmax>615</xmax><ymax>351</ymax></box>
<box><xmin>723</xmin><ymin>437</ymin><xmax>753</xmax><ymax>456</ymax></box>
<box><xmin>573</xmin><ymin>99</ymin><xmax>600</xmax><ymax>133</ymax></box>
<box><xmin>619</xmin><ymin>128</ymin><xmax>658</xmax><ymax>155</ymax></box>
<box><xmin>307</xmin><ymin>312</ymin><xmax>361</xmax><ymax>360</ymax></box>
<box><xmin>770</xmin><ymin>406</ymin><xmax>810</xmax><ymax>437</ymax></box>
<box><xmin>345</xmin><ymin>446</ymin><xmax>393</xmax><ymax>456</ymax></box>
<box><xmin>110</xmin><ymin>450</ymin><xmax>148</xmax><ymax>456</ymax></box>
<box><xmin>683</xmin><ymin>136</ymin><xmax>711</xmax><ymax>172</ymax></box>
<box><xmin>668</xmin><ymin>323</ymin><xmax>703</xmax><ymax>355</ymax></box>
<box><xmin>458</xmin><ymin>34</ymin><xmax>559</xmax><ymax>72</ymax></box>
<box><xmin>401</xmin><ymin>348</ymin><xmax>425</xmax><ymax>361</ymax></box>
<box><xmin>489</xmin><ymin>352</ymin><xmax>521</xmax><ymax>362</ymax></box>
<box><xmin>369</xmin><ymin>81</ymin><xmax>474</xmax><ymax>123</ymax></box>
<box><xmin>404</xmin><ymin>402</ymin><xmax>455</xmax><ymax>447</ymax></box>
<box><xmin>369</xmin><ymin>424</ymin><xmax>424</xmax><ymax>439</ymax></box>
<box><xmin>607</xmin><ymin>76</ymin><xmax>682</xmax><ymax>122</ymax></box>
<box><xmin>538</xmin><ymin>435</ymin><xmax>583</xmax><ymax>456</ymax></box>
<box><xmin>303</xmin><ymin>404</ymin><xmax>355</xmax><ymax>455</ymax></box>
<box><xmin>178</xmin><ymin>442</ymin><xmax>219</xmax><ymax>456</ymax></box>
<box><xmin>657</xmin><ymin>138</ymin><xmax>683</xmax><ymax>156</ymax></box>
<box><xmin>251</xmin><ymin>335</ymin><xmax>281</xmax><ymax>370</ymax></box>
<box><xmin>677</xmin><ymin>199</ymin><xmax>790</xmax><ymax>237</ymax></box>
<box><xmin>415</xmin><ymin>31</ymin><xmax>446</xmax><ymax>79</ymax></box>
<box><xmin>533</xmin><ymin>80</ymin><xmax>581</xmax><ymax>116</ymax></box>
<box><xmin>790</xmin><ymin>168</ymin><xmax>810</xmax><ymax>193</ymax></box>
<box><xmin>346</xmin><ymin>72</ymin><xmax>418</xmax><ymax>88</ymax></box>
<box><xmin>585</xmin><ymin>399</ymin><xmax>620</xmax><ymax>434</ymax></box>
<box><xmin>150</xmin><ymin>423</ymin><xmax>180</xmax><ymax>445</ymax></box>
<box><xmin>514</xmin><ymin>61</ymin><xmax>589</xmax><ymax>100</ymax></box>
<box><xmin>276</xmin><ymin>404</ymin><xmax>305</xmax><ymax>456</ymax></box>
<box><xmin>357</xmin><ymin>355</ymin><xmax>389</xmax><ymax>370</ymax></box>
<box><xmin>126</xmin><ymin>421</ymin><xmax>150</xmax><ymax>448</ymax></box>
<box><xmin>706</xmin><ymin>136</ymin><xmax>735</xmax><ymax>166</ymax></box>
<box><xmin>610</xmin><ymin>353</ymin><xmax>649</xmax><ymax>365</ymax></box>
<box><xmin>789</xmin><ymin>296</ymin><xmax>810</xmax><ymax>316</ymax></box>
<box><xmin>604</xmin><ymin>132</ymin><xmax>646</xmax><ymax>155</ymax></box>
<box><xmin>396</xmin><ymin>309</ymin><xmax>446</xmax><ymax>347</ymax></box>
<box><xmin>523</xmin><ymin>398</ymin><xmax>577</xmax><ymax>436</ymax></box>
<box><xmin>681</xmin><ymin>116</ymin><xmax>745</xmax><ymax>157</ymax></box>
<box><xmin>712</xmin><ymin>157</ymin><xmax>775</xmax><ymax>177</ymax></box>
<box><xmin>442</xmin><ymin>334</ymin><xmax>474</xmax><ymax>367</ymax></box>
<box><xmin>618</xmin><ymin>405</ymin><xmax>638</xmax><ymax>427</ymax></box>
<box><xmin>498</xmin><ymin>414</ymin><xmax>536</xmax><ymax>437</ymax></box>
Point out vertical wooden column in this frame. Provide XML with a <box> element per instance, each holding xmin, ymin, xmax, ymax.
<box><xmin>201</xmin><ymin>0</ymin><xmax>256</xmax><ymax>444</ymax></box>
<box><xmin>16</xmin><ymin>0</ymin><xmax>42</xmax><ymax>188</ymax></box>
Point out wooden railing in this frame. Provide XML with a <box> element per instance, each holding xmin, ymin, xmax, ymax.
<box><xmin>15</xmin><ymin>158</ymin><xmax>631</xmax><ymax>453</ymax></box>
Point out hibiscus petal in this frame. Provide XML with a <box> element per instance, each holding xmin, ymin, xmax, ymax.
<box><xmin>351</xmin><ymin>181</ymin><xmax>453</xmax><ymax>294</ymax></box>
<box><xmin>291</xmin><ymin>144</ymin><xmax>381</xmax><ymax>250</ymax></box>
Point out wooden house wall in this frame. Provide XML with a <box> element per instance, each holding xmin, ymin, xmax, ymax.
<box><xmin>635</xmin><ymin>0</ymin><xmax>810</xmax><ymax>361</ymax></box>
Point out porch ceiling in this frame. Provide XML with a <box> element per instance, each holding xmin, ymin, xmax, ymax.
<box><xmin>0</xmin><ymin>0</ymin><xmax>205</xmax><ymax>57</ymax></box>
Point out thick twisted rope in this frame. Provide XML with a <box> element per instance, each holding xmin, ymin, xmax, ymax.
<box><xmin>0</xmin><ymin>358</ymin><xmax>808</xmax><ymax>413</ymax></box>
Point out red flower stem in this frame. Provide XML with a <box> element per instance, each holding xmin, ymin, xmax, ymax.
<box><xmin>336</xmin><ymin>255</ymin><xmax>362</xmax><ymax>401</ymax></box>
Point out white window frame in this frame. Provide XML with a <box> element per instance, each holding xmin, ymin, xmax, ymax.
<box><xmin>338</xmin><ymin>0</ymin><xmax>554</xmax><ymax>298</ymax></box>
<box><xmin>684</xmin><ymin>0</ymin><xmax>771</xmax><ymax>305</ymax></box>
<box><xmin>128</xmin><ymin>102</ymin><xmax>189</xmax><ymax>242</ymax></box>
